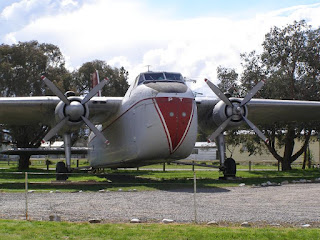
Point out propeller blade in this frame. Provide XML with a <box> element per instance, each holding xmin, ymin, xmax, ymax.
<box><xmin>208</xmin><ymin>117</ymin><xmax>232</xmax><ymax>142</ymax></box>
<box><xmin>42</xmin><ymin>117</ymin><xmax>69</xmax><ymax>142</ymax></box>
<box><xmin>240</xmin><ymin>80</ymin><xmax>265</xmax><ymax>106</ymax></box>
<box><xmin>205</xmin><ymin>78</ymin><xmax>232</xmax><ymax>106</ymax></box>
<box><xmin>41</xmin><ymin>76</ymin><xmax>70</xmax><ymax>105</ymax></box>
<box><xmin>81</xmin><ymin>79</ymin><xmax>108</xmax><ymax>105</ymax></box>
<box><xmin>242</xmin><ymin>115</ymin><xmax>269</xmax><ymax>143</ymax></box>
<box><xmin>81</xmin><ymin>116</ymin><xmax>109</xmax><ymax>144</ymax></box>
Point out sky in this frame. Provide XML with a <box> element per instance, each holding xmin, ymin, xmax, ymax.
<box><xmin>1</xmin><ymin>0</ymin><xmax>320</xmax><ymax>95</ymax></box>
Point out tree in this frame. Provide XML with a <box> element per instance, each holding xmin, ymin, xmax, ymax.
<box><xmin>0</xmin><ymin>41</ymin><xmax>71</xmax><ymax>170</ymax></box>
<box><xmin>72</xmin><ymin>60</ymin><xmax>129</xmax><ymax>96</ymax></box>
<box><xmin>218</xmin><ymin>20</ymin><xmax>320</xmax><ymax>170</ymax></box>
<box><xmin>69</xmin><ymin>60</ymin><xmax>129</xmax><ymax>144</ymax></box>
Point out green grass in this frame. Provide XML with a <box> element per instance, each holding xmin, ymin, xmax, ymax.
<box><xmin>0</xmin><ymin>165</ymin><xmax>319</xmax><ymax>192</ymax></box>
<box><xmin>0</xmin><ymin>220</ymin><xmax>319</xmax><ymax>240</ymax></box>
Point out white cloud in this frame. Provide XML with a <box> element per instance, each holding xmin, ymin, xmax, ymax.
<box><xmin>1</xmin><ymin>1</ymin><xmax>320</xmax><ymax>95</ymax></box>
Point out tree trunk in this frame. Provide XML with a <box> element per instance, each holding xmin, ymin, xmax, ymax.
<box><xmin>18</xmin><ymin>154</ymin><xmax>31</xmax><ymax>170</ymax></box>
<box><xmin>282</xmin><ymin>129</ymin><xmax>295</xmax><ymax>171</ymax></box>
<box><xmin>302</xmin><ymin>147</ymin><xmax>307</xmax><ymax>169</ymax></box>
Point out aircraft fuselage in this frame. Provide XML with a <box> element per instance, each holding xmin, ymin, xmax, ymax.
<box><xmin>88</xmin><ymin>72</ymin><xmax>198</xmax><ymax>168</ymax></box>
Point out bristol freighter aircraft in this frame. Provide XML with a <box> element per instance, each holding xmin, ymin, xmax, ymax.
<box><xmin>1</xmin><ymin>71</ymin><xmax>320</xmax><ymax>178</ymax></box>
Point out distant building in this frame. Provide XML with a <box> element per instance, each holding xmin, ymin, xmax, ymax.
<box><xmin>184</xmin><ymin>142</ymin><xmax>217</xmax><ymax>162</ymax></box>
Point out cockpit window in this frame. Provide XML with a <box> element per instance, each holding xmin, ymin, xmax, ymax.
<box><xmin>144</xmin><ymin>73</ymin><xmax>165</xmax><ymax>81</ymax></box>
<box><xmin>164</xmin><ymin>73</ymin><xmax>184</xmax><ymax>81</ymax></box>
<box><xmin>138</xmin><ymin>72</ymin><xmax>184</xmax><ymax>85</ymax></box>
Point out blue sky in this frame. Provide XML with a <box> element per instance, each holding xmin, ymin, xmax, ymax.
<box><xmin>1</xmin><ymin>0</ymin><xmax>320</xmax><ymax>94</ymax></box>
<box><xmin>143</xmin><ymin>0</ymin><xmax>320</xmax><ymax>18</ymax></box>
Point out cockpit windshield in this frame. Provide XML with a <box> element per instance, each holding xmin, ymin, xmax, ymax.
<box><xmin>138</xmin><ymin>72</ymin><xmax>184</xmax><ymax>85</ymax></box>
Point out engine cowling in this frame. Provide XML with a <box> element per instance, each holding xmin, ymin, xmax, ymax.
<box><xmin>54</xmin><ymin>96</ymin><xmax>89</xmax><ymax>131</ymax></box>
<box><xmin>212</xmin><ymin>98</ymin><xmax>248</xmax><ymax>129</ymax></box>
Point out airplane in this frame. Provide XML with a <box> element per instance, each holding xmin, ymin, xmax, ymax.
<box><xmin>1</xmin><ymin>70</ymin><xmax>320</xmax><ymax>179</ymax></box>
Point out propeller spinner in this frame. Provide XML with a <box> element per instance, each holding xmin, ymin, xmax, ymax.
<box><xmin>205</xmin><ymin>78</ymin><xmax>268</xmax><ymax>143</ymax></box>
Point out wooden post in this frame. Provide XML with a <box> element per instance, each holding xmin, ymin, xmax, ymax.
<box><xmin>77</xmin><ymin>159</ymin><xmax>79</xmax><ymax>168</ymax></box>
<box><xmin>249</xmin><ymin>161</ymin><xmax>252</xmax><ymax>171</ymax></box>
<box><xmin>25</xmin><ymin>172</ymin><xmax>28</xmax><ymax>220</ymax></box>
<box><xmin>193</xmin><ymin>171</ymin><xmax>197</xmax><ymax>224</ymax></box>
<box><xmin>163</xmin><ymin>162</ymin><xmax>166</xmax><ymax>172</ymax></box>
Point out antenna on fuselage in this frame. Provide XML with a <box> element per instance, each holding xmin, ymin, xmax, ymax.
<box><xmin>145</xmin><ymin>65</ymin><xmax>151</xmax><ymax>72</ymax></box>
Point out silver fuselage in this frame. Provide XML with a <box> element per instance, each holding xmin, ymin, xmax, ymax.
<box><xmin>88</xmin><ymin>80</ymin><xmax>197</xmax><ymax>168</ymax></box>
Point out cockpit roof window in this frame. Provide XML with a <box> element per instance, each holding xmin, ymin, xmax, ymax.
<box><xmin>138</xmin><ymin>72</ymin><xmax>184</xmax><ymax>85</ymax></box>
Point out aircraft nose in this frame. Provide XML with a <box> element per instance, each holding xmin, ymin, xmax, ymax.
<box><xmin>153</xmin><ymin>97</ymin><xmax>194</xmax><ymax>154</ymax></box>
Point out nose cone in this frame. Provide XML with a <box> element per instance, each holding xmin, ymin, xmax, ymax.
<box><xmin>65</xmin><ymin>101</ymin><xmax>85</xmax><ymax>121</ymax></box>
<box><xmin>154</xmin><ymin>97</ymin><xmax>195</xmax><ymax>154</ymax></box>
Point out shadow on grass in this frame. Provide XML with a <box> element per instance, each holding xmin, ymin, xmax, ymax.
<box><xmin>1</xmin><ymin>167</ymin><xmax>319</xmax><ymax>192</ymax></box>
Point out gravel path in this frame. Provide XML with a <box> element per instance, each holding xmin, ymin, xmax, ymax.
<box><xmin>1</xmin><ymin>184</ymin><xmax>320</xmax><ymax>224</ymax></box>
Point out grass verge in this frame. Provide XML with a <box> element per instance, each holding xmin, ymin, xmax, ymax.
<box><xmin>0</xmin><ymin>220</ymin><xmax>319</xmax><ymax>240</ymax></box>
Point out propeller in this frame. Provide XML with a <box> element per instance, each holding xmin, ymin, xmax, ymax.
<box><xmin>205</xmin><ymin>78</ymin><xmax>268</xmax><ymax>143</ymax></box>
<box><xmin>41</xmin><ymin>75</ymin><xmax>109</xmax><ymax>144</ymax></box>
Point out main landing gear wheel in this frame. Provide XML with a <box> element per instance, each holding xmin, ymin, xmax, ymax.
<box><xmin>56</xmin><ymin>161</ymin><xmax>69</xmax><ymax>181</ymax></box>
<box><xmin>222</xmin><ymin>158</ymin><xmax>236</xmax><ymax>179</ymax></box>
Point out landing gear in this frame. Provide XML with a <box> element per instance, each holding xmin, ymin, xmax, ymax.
<box><xmin>56</xmin><ymin>161</ymin><xmax>69</xmax><ymax>180</ymax></box>
<box><xmin>215</xmin><ymin>134</ymin><xmax>237</xmax><ymax>179</ymax></box>
<box><xmin>223</xmin><ymin>158</ymin><xmax>236</xmax><ymax>178</ymax></box>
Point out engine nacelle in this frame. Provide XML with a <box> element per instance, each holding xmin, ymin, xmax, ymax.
<box><xmin>55</xmin><ymin>96</ymin><xmax>89</xmax><ymax>131</ymax></box>
<box><xmin>212</xmin><ymin>98</ymin><xmax>248</xmax><ymax>129</ymax></box>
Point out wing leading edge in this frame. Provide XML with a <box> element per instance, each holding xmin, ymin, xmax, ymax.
<box><xmin>197</xmin><ymin>98</ymin><xmax>320</xmax><ymax>133</ymax></box>
<box><xmin>0</xmin><ymin>96</ymin><xmax>123</xmax><ymax>126</ymax></box>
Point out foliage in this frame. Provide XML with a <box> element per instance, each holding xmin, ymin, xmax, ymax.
<box><xmin>218</xmin><ymin>20</ymin><xmax>320</xmax><ymax>170</ymax></box>
<box><xmin>0</xmin><ymin>41</ymin><xmax>71</xmax><ymax>170</ymax></box>
<box><xmin>72</xmin><ymin>60</ymin><xmax>129</xmax><ymax>96</ymax></box>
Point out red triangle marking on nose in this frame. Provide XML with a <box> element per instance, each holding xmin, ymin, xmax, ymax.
<box><xmin>154</xmin><ymin>97</ymin><xmax>193</xmax><ymax>153</ymax></box>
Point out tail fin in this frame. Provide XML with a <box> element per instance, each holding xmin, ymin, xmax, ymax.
<box><xmin>91</xmin><ymin>70</ymin><xmax>101</xmax><ymax>97</ymax></box>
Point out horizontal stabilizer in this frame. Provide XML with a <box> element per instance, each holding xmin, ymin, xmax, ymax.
<box><xmin>1</xmin><ymin>147</ymin><xmax>89</xmax><ymax>155</ymax></box>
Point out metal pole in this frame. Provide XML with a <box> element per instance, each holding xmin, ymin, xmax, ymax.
<box><xmin>193</xmin><ymin>171</ymin><xmax>197</xmax><ymax>224</ymax></box>
<box><xmin>64</xmin><ymin>133</ymin><xmax>72</xmax><ymax>171</ymax></box>
<box><xmin>25</xmin><ymin>172</ymin><xmax>28</xmax><ymax>220</ymax></box>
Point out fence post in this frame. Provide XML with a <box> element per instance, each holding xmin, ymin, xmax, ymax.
<box><xmin>25</xmin><ymin>172</ymin><xmax>28</xmax><ymax>220</ymax></box>
<box><xmin>193</xmin><ymin>171</ymin><xmax>197</xmax><ymax>224</ymax></box>
<box><xmin>249</xmin><ymin>161</ymin><xmax>252</xmax><ymax>171</ymax></box>
<box><xmin>163</xmin><ymin>162</ymin><xmax>166</xmax><ymax>172</ymax></box>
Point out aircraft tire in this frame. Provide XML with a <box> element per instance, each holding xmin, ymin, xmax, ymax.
<box><xmin>56</xmin><ymin>161</ymin><xmax>69</xmax><ymax>181</ymax></box>
<box><xmin>223</xmin><ymin>158</ymin><xmax>236</xmax><ymax>177</ymax></box>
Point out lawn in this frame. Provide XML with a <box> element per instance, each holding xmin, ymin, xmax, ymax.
<box><xmin>0</xmin><ymin>164</ymin><xmax>319</xmax><ymax>192</ymax></box>
<box><xmin>0</xmin><ymin>220</ymin><xmax>319</xmax><ymax>240</ymax></box>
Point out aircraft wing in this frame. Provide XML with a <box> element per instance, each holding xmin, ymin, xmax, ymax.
<box><xmin>0</xmin><ymin>96</ymin><xmax>123</xmax><ymax>126</ymax></box>
<box><xmin>197</xmin><ymin>98</ymin><xmax>320</xmax><ymax>131</ymax></box>
<box><xmin>246</xmin><ymin>99</ymin><xmax>320</xmax><ymax>124</ymax></box>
